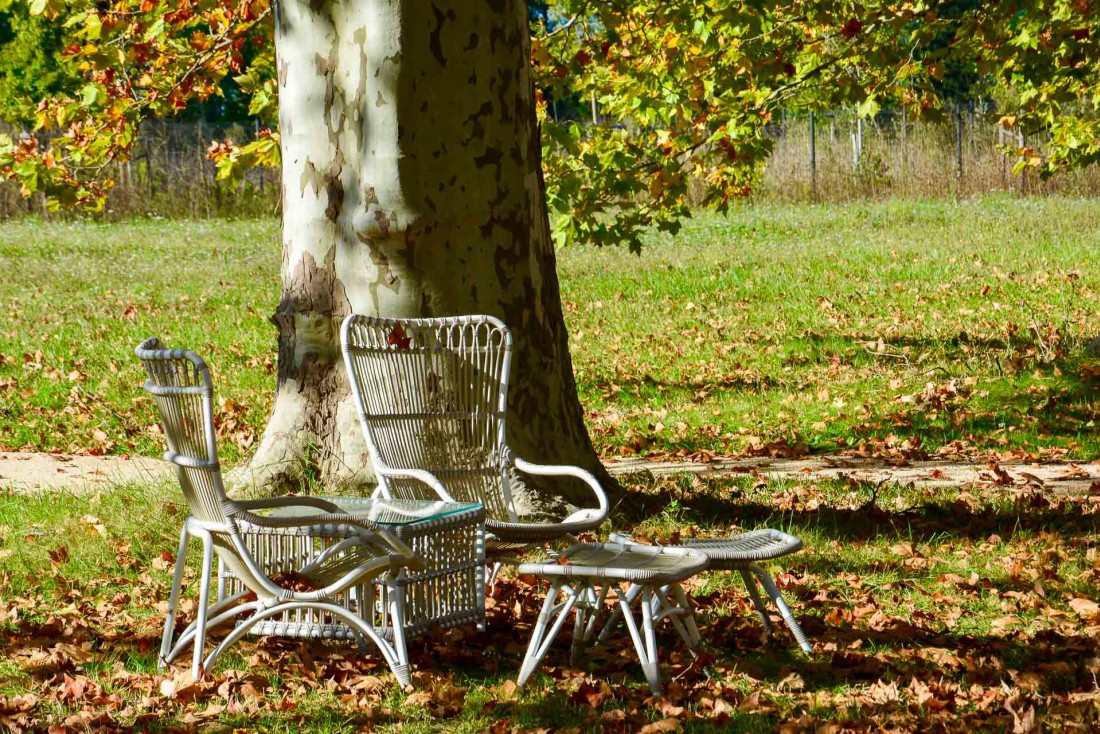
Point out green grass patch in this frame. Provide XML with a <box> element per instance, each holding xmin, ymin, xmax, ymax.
<box><xmin>2</xmin><ymin>196</ymin><xmax>1097</xmax><ymax>463</ymax></box>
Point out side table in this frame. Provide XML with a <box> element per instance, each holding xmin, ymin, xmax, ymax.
<box><xmin>219</xmin><ymin>498</ymin><xmax>485</xmax><ymax>643</ymax></box>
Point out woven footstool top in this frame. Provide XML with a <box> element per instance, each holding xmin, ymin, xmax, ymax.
<box><xmin>680</xmin><ymin>529</ymin><xmax>803</xmax><ymax>566</ymax></box>
<box><xmin>518</xmin><ymin>542</ymin><xmax>709</xmax><ymax>584</ymax></box>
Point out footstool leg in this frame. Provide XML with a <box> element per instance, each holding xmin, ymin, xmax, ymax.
<box><xmin>579</xmin><ymin>584</ymin><xmax>609</xmax><ymax>645</ymax></box>
<box><xmin>617</xmin><ymin>586</ymin><xmax>662</xmax><ymax>695</ymax></box>
<box><xmin>669</xmin><ymin>583</ymin><xmax>702</xmax><ymax>649</ymax></box>
<box><xmin>518</xmin><ymin>581</ymin><xmax>579</xmax><ymax>688</ymax></box>
<box><xmin>747</xmin><ymin>563</ymin><xmax>812</xmax><ymax>654</ymax></box>
<box><xmin>596</xmin><ymin>581</ymin><xmax>643</xmax><ymax>644</ymax></box>
<box><xmin>569</xmin><ymin>592</ymin><xmax>589</xmax><ymax>668</ymax></box>
<box><xmin>738</xmin><ymin>567</ymin><xmax>773</xmax><ymax>630</ymax></box>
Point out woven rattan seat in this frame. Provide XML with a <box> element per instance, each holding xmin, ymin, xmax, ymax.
<box><xmin>681</xmin><ymin>529</ymin><xmax>803</xmax><ymax>563</ymax></box>
<box><xmin>516</xmin><ymin>542</ymin><xmax>709</xmax><ymax>694</ymax></box>
<box><xmin>610</xmin><ymin>529</ymin><xmax>812</xmax><ymax>653</ymax></box>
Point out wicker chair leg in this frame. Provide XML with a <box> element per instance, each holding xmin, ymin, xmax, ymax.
<box><xmin>160</xmin><ymin>525</ymin><xmax>190</xmax><ymax>669</ymax></box>
<box><xmin>738</xmin><ymin>568</ymin><xmax>773</xmax><ymax>630</ymax></box>
<box><xmin>386</xmin><ymin>578</ymin><xmax>410</xmax><ymax>671</ymax></box>
<box><xmin>487</xmin><ymin>561</ymin><xmax>503</xmax><ymax>593</ymax></box>
<box><xmin>192</xmin><ymin>532</ymin><xmax>215</xmax><ymax>679</ymax></box>
<box><xmin>594</xmin><ymin>581</ymin><xmax>643</xmax><ymax>644</ymax></box>
<box><xmin>569</xmin><ymin>599</ymin><xmax>589</xmax><ymax>668</ymax></box>
<box><xmin>517</xmin><ymin>581</ymin><xmax>576</xmax><ymax>688</ymax></box>
<box><xmin>747</xmin><ymin>563</ymin><xmax>812</xmax><ymax>654</ymax></box>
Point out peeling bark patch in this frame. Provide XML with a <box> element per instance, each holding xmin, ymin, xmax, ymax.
<box><xmin>313</xmin><ymin>52</ymin><xmax>335</xmax><ymax>78</ymax></box>
<box><xmin>368</xmin><ymin>247</ymin><xmax>400</xmax><ymax>287</ymax></box>
<box><xmin>325</xmin><ymin>177</ymin><xmax>344</xmax><ymax>223</ymax></box>
<box><xmin>271</xmin><ymin>249</ymin><xmax>351</xmax><ymax>391</ymax></box>
<box><xmin>301</xmin><ymin>160</ymin><xmax>320</xmax><ymax>196</ymax></box>
<box><xmin>474</xmin><ymin>147</ymin><xmax>503</xmax><ymax>170</ymax></box>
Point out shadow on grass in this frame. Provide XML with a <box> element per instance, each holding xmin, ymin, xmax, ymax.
<box><xmin>623</xmin><ymin>481</ymin><xmax>1100</xmax><ymax>543</ymax></box>
<box><xmin>796</xmin><ymin>331</ymin><xmax>1100</xmax><ymax>444</ymax></box>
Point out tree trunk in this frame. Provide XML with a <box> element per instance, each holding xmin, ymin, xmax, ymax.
<box><xmin>236</xmin><ymin>0</ymin><xmax>612</xmax><ymax>511</ymax></box>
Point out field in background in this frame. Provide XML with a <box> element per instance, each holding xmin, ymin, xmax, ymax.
<box><xmin>760</xmin><ymin>109</ymin><xmax>1100</xmax><ymax>202</ymax></box>
<box><xmin>6</xmin><ymin>113</ymin><xmax>1100</xmax><ymax>219</ymax></box>
<box><xmin>0</xmin><ymin>196</ymin><xmax>1097</xmax><ymax>463</ymax></box>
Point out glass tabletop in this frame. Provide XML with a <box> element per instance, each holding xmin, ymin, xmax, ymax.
<box><xmin>261</xmin><ymin>497</ymin><xmax>482</xmax><ymax>527</ymax></box>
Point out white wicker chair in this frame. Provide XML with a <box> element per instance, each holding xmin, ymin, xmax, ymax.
<box><xmin>340</xmin><ymin>315</ymin><xmax>609</xmax><ymax>560</ymax></box>
<box><xmin>137</xmin><ymin>338</ymin><xmax>422</xmax><ymax>686</ymax></box>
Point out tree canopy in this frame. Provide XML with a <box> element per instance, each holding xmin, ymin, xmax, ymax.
<box><xmin>3</xmin><ymin>0</ymin><xmax>1099</xmax><ymax>245</ymax></box>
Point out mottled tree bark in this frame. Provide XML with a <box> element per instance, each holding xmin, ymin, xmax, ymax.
<box><xmin>237</xmin><ymin>0</ymin><xmax>611</xmax><ymax>510</ymax></box>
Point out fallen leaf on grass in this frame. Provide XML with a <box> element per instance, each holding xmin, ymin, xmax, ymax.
<box><xmin>1068</xmin><ymin>597</ymin><xmax>1100</xmax><ymax>619</ymax></box>
<box><xmin>639</xmin><ymin>718</ymin><xmax>681</xmax><ymax>733</ymax></box>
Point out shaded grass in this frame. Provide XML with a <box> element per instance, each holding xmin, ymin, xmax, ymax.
<box><xmin>0</xmin><ymin>196</ymin><xmax>1098</xmax><ymax>464</ymax></box>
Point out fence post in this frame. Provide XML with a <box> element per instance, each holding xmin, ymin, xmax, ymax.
<box><xmin>1018</xmin><ymin>129</ymin><xmax>1027</xmax><ymax>195</ymax></box>
<box><xmin>955</xmin><ymin>103</ymin><xmax>964</xmax><ymax>184</ymax></box>
<box><xmin>900</xmin><ymin>109</ymin><xmax>908</xmax><ymax>188</ymax></box>
<box><xmin>852</xmin><ymin>115</ymin><xmax>863</xmax><ymax>170</ymax></box>
<box><xmin>809</xmin><ymin>111</ymin><xmax>817</xmax><ymax>197</ymax></box>
<box><xmin>256</xmin><ymin>119</ymin><xmax>265</xmax><ymax>193</ymax></box>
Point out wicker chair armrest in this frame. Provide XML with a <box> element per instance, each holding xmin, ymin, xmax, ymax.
<box><xmin>236</xmin><ymin>496</ymin><xmax>345</xmax><ymax>513</ymax></box>
<box><xmin>235</xmin><ymin>513</ymin><xmax>426</xmax><ymax>575</ymax></box>
<box><xmin>512</xmin><ymin>456</ymin><xmax>609</xmax><ymax>521</ymax></box>
<box><xmin>294</xmin><ymin>547</ymin><xmax>421</xmax><ymax>602</ymax></box>
<box><xmin>235</xmin><ymin>509</ymin><xmax>382</xmax><ymax>533</ymax></box>
<box><xmin>375</xmin><ymin>466</ymin><xmax>458</xmax><ymax>503</ymax></box>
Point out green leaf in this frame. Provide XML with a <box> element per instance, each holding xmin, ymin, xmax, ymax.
<box><xmin>81</xmin><ymin>84</ymin><xmax>103</xmax><ymax>108</ymax></box>
<box><xmin>857</xmin><ymin>96</ymin><xmax>880</xmax><ymax>118</ymax></box>
<box><xmin>84</xmin><ymin>13</ymin><xmax>102</xmax><ymax>42</ymax></box>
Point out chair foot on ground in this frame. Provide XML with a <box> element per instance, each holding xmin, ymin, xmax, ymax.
<box><xmin>516</xmin><ymin>542</ymin><xmax>709</xmax><ymax>695</ymax></box>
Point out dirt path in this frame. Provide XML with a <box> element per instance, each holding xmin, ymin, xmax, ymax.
<box><xmin>0</xmin><ymin>452</ymin><xmax>168</xmax><ymax>493</ymax></box>
<box><xmin>2</xmin><ymin>451</ymin><xmax>1098</xmax><ymax>495</ymax></box>
<box><xmin>606</xmin><ymin>455</ymin><xmax>1100</xmax><ymax>495</ymax></box>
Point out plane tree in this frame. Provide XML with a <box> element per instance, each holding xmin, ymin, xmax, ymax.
<box><xmin>3</xmin><ymin>0</ymin><xmax>1097</xmax><ymax>503</ymax></box>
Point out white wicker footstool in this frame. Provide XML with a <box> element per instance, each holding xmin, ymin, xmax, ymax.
<box><xmin>610</xmin><ymin>530</ymin><xmax>811</xmax><ymax>653</ymax></box>
<box><xmin>516</xmin><ymin>542</ymin><xmax>709</xmax><ymax>695</ymax></box>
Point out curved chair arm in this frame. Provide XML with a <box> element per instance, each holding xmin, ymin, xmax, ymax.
<box><xmin>233</xmin><ymin>511</ymin><xmax>425</xmax><ymax>572</ymax></box>
<box><xmin>302</xmin><ymin>531</ymin><xmax>426</xmax><ymax>577</ymax></box>
<box><xmin>512</xmin><ymin>456</ymin><xmax>610</xmax><ymax>523</ymax></box>
<box><xmin>236</xmin><ymin>496</ymin><xmax>346</xmax><ymax>514</ymax></box>
<box><xmin>234</xmin><ymin>509</ymin><xmax>385</xmax><ymax>534</ymax></box>
<box><xmin>375</xmin><ymin>466</ymin><xmax>458</xmax><ymax>503</ymax></box>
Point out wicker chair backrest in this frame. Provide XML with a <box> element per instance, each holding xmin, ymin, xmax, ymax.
<box><xmin>342</xmin><ymin>315</ymin><xmax>514</xmax><ymax>521</ymax></box>
<box><xmin>137</xmin><ymin>338</ymin><xmax>230</xmax><ymax>524</ymax></box>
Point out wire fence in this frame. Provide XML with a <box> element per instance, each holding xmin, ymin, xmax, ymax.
<box><xmin>758</xmin><ymin>107</ymin><xmax>1100</xmax><ymax>201</ymax></box>
<box><xmin>0</xmin><ymin>119</ymin><xmax>278</xmax><ymax>219</ymax></box>
<box><xmin>2</xmin><ymin>108</ymin><xmax>1098</xmax><ymax>219</ymax></box>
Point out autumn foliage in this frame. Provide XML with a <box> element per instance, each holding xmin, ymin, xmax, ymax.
<box><xmin>2</xmin><ymin>1</ymin><xmax>1100</xmax><ymax>247</ymax></box>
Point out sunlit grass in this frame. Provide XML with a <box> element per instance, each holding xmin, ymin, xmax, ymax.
<box><xmin>0</xmin><ymin>196</ymin><xmax>1098</xmax><ymax>465</ymax></box>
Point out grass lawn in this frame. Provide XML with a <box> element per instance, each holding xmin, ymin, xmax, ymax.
<box><xmin>1</xmin><ymin>196</ymin><xmax>1099</xmax><ymax>730</ymax></box>
<box><xmin>0</xmin><ymin>196</ymin><xmax>1097</xmax><ymax>462</ymax></box>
